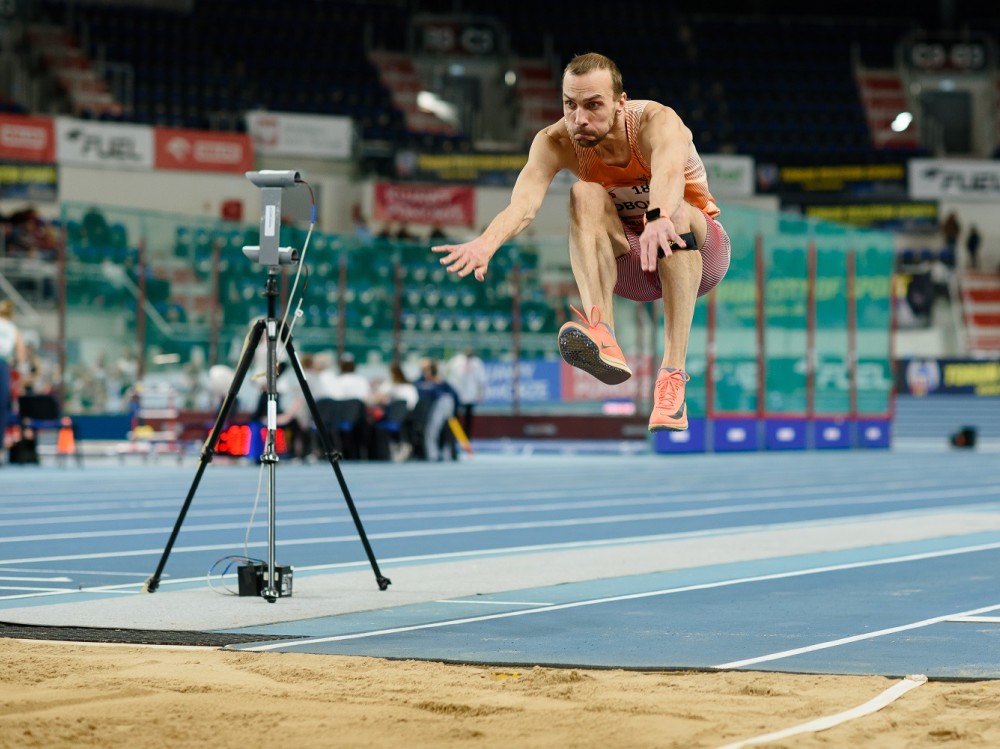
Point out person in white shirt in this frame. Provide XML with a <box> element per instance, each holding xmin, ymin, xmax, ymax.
<box><xmin>374</xmin><ymin>363</ymin><xmax>419</xmax><ymax>410</ymax></box>
<box><xmin>446</xmin><ymin>348</ymin><xmax>487</xmax><ymax>439</ymax></box>
<box><xmin>275</xmin><ymin>352</ymin><xmax>333</xmax><ymax>424</ymax></box>
<box><xmin>328</xmin><ymin>353</ymin><xmax>372</xmax><ymax>403</ymax></box>
<box><xmin>0</xmin><ymin>299</ymin><xmax>28</xmax><ymax>467</ymax></box>
<box><xmin>371</xmin><ymin>362</ymin><xmax>419</xmax><ymax>461</ymax></box>
<box><xmin>317</xmin><ymin>352</ymin><xmax>373</xmax><ymax>459</ymax></box>
<box><xmin>274</xmin><ymin>353</ymin><xmax>322</xmax><ymax>459</ymax></box>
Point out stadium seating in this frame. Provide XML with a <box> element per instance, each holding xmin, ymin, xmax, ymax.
<box><xmin>32</xmin><ymin>0</ymin><xmax>409</xmax><ymax>137</ymax></box>
<box><xmin>24</xmin><ymin>1</ymin><xmax>941</xmax><ymax>163</ymax></box>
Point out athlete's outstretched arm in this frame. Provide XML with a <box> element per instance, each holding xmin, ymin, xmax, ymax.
<box><xmin>432</xmin><ymin>129</ymin><xmax>566</xmax><ymax>282</ymax></box>
<box><xmin>636</xmin><ymin>104</ymin><xmax>693</xmax><ymax>271</ymax></box>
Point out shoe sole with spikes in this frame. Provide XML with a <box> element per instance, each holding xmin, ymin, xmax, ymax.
<box><xmin>558</xmin><ymin>325</ymin><xmax>632</xmax><ymax>385</ymax></box>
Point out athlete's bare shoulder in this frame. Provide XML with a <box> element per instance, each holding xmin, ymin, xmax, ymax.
<box><xmin>638</xmin><ymin>100</ymin><xmax>682</xmax><ymax>126</ymax></box>
<box><xmin>638</xmin><ymin>101</ymin><xmax>692</xmax><ymax>145</ymax></box>
<box><xmin>527</xmin><ymin>120</ymin><xmax>579</xmax><ymax>172</ymax></box>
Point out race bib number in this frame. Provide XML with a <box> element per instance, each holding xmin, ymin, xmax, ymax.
<box><xmin>607</xmin><ymin>184</ymin><xmax>650</xmax><ymax>220</ymax></box>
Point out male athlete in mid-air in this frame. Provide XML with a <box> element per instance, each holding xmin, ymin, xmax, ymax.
<box><xmin>433</xmin><ymin>52</ymin><xmax>730</xmax><ymax>431</ymax></box>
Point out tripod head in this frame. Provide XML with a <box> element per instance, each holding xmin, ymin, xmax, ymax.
<box><xmin>242</xmin><ymin>170</ymin><xmax>302</xmax><ymax>267</ymax></box>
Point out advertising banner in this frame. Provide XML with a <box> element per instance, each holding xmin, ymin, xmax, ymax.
<box><xmin>403</xmin><ymin>152</ymin><xmax>529</xmax><ymax>185</ymax></box>
<box><xmin>0</xmin><ymin>162</ymin><xmax>58</xmax><ymax>201</ymax></box>
<box><xmin>702</xmin><ymin>154</ymin><xmax>754</xmax><ymax>198</ymax></box>
<box><xmin>909</xmin><ymin>158</ymin><xmax>1000</xmax><ymax>202</ymax></box>
<box><xmin>55</xmin><ymin>117</ymin><xmax>154</xmax><ymax>169</ymax></box>
<box><xmin>154</xmin><ymin>128</ymin><xmax>254</xmax><ymax>173</ymax></box>
<box><xmin>483</xmin><ymin>360</ymin><xmax>561</xmax><ymax>404</ymax></box>
<box><xmin>246</xmin><ymin>110</ymin><xmax>353</xmax><ymax>159</ymax></box>
<box><xmin>560</xmin><ymin>355</ymin><xmax>653</xmax><ymax>403</ymax></box>
<box><xmin>897</xmin><ymin>358</ymin><xmax>1000</xmax><ymax>396</ymax></box>
<box><xmin>374</xmin><ymin>181</ymin><xmax>475</xmax><ymax>226</ymax></box>
<box><xmin>0</xmin><ymin>114</ymin><xmax>56</xmax><ymax>163</ymax></box>
<box><xmin>798</xmin><ymin>201</ymin><xmax>939</xmax><ymax>231</ymax></box>
<box><xmin>758</xmin><ymin>163</ymin><xmax>907</xmax><ymax>196</ymax></box>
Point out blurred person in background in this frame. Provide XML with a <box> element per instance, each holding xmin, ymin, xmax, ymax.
<box><xmin>374</xmin><ymin>362</ymin><xmax>419</xmax><ymax>411</ymax></box>
<box><xmin>326</xmin><ymin>352</ymin><xmax>372</xmax><ymax>403</ymax></box>
<box><xmin>433</xmin><ymin>52</ymin><xmax>730</xmax><ymax>433</ymax></box>
<box><xmin>275</xmin><ymin>352</ymin><xmax>324</xmax><ymax>460</ymax></box>
<box><xmin>965</xmin><ymin>225</ymin><xmax>981</xmax><ymax>270</ymax></box>
<box><xmin>320</xmin><ymin>352</ymin><xmax>373</xmax><ymax>460</ymax></box>
<box><xmin>351</xmin><ymin>203</ymin><xmax>373</xmax><ymax>241</ymax></box>
<box><xmin>6</xmin><ymin>207</ymin><xmax>43</xmax><ymax>257</ymax></box>
<box><xmin>941</xmin><ymin>211</ymin><xmax>960</xmax><ymax>260</ymax></box>
<box><xmin>415</xmin><ymin>358</ymin><xmax>460</xmax><ymax>462</ymax></box>
<box><xmin>4</xmin><ymin>207</ymin><xmax>55</xmax><ymax>257</ymax></box>
<box><xmin>16</xmin><ymin>341</ymin><xmax>47</xmax><ymax>395</ymax></box>
<box><xmin>446</xmin><ymin>348</ymin><xmax>487</xmax><ymax>439</ymax></box>
<box><xmin>372</xmin><ymin>362</ymin><xmax>420</xmax><ymax>461</ymax></box>
<box><xmin>0</xmin><ymin>299</ymin><xmax>28</xmax><ymax>466</ymax></box>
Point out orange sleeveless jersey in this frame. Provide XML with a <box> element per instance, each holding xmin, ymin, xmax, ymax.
<box><xmin>569</xmin><ymin>99</ymin><xmax>720</xmax><ymax>221</ymax></box>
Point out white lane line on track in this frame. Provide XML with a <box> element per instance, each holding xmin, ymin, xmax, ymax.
<box><xmin>2</xmin><ymin>488</ymin><xmax>999</xmax><ymax>546</ymax></box>
<box><xmin>0</xmin><ymin>586</ymin><xmax>78</xmax><ymax>592</ymax></box>
<box><xmin>439</xmin><ymin>600</ymin><xmax>553</xmax><ymax>606</ymax></box>
<box><xmin>0</xmin><ymin>588</ymin><xmax>138</xmax><ymax>599</ymax></box>
<box><xmin>3</xmin><ymin>477</ymin><xmax>997</xmax><ymax>521</ymax></box>
<box><xmin>714</xmin><ymin>603</ymin><xmax>1000</xmax><ymax>669</ymax></box>
<box><xmin>0</xmin><ymin>575</ymin><xmax>72</xmax><ymax>582</ymax></box>
<box><xmin>5</xmin><ymin>476</ymin><xmax>1000</xmax><ymax>517</ymax></box>
<box><xmin>945</xmin><ymin>615</ymin><xmax>1000</xmax><ymax>623</ymax></box>
<box><xmin>0</xmin><ymin>568</ymin><xmax>151</xmax><ymax>577</ymax></box>
<box><xmin>238</xmin><ymin>541</ymin><xmax>1000</xmax><ymax>652</ymax></box>
<box><xmin>19</xmin><ymin>481</ymin><xmax>1000</xmax><ymax>529</ymax></box>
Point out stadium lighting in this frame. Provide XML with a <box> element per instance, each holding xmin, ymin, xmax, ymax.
<box><xmin>891</xmin><ymin>111</ymin><xmax>913</xmax><ymax>132</ymax></box>
<box><xmin>417</xmin><ymin>90</ymin><xmax>461</xmax><ymax>127</ymax></box>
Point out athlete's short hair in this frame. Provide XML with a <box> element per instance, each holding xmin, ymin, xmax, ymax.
<box><xmin>563</xmin><ymin>53</ymin><xmax>624</xmax><ymax>98</ymax></box>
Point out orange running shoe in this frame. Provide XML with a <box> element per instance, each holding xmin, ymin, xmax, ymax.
<box><xmin>557</xmin><ymin>304</ymin><xmax>632</xmax><ymax>385</ymax></box>
<box><xmin>648</xmin><ymin>368</ymin><xmax>691</xmax><ymax>432</ymax></box>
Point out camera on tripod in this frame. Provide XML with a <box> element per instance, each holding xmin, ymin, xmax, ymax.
<box><xmin>144</xmin><ymin>166</ymin><xmax>391</xmax><ymax>602</ymax></box>
<box><xmin>242</xmin><ymin>170</ymin><xmax>302</xmax><ymax>267</ymax></box>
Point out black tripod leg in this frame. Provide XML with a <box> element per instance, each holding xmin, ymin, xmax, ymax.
<box><xmin>144</xmin><ymin>321</ymin><xmax>265</xmax><ymax>593</ymax></box>
<box><xmin>284</xmin><ymin>338</ymin><xmax>391</xmax><ymax>591</ymax></box>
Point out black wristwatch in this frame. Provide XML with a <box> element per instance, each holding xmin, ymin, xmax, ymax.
<box><xmin>645</xmin><ymin>208</ymin><xmax>662</xmax><ymax>222</ymax></box>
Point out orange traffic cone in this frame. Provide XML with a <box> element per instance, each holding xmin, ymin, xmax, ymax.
<box><xmin>57</xmin><ymin>417</ymin><xmax>76</xmax><ymax>456</ymax></box>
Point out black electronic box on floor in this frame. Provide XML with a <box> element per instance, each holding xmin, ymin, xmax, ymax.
<box><xmin>237</xmin><ymin>562</ymin><xmax>293</xmax><ymax>598</ymax></box>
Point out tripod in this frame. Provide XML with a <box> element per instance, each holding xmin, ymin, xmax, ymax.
<box><xmin>144</xmin><ymin>270</ymin><xmax>391</xmax><ymax>601</ymax></box>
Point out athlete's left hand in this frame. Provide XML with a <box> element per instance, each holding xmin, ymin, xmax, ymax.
<box><xmin>432</xmin><ymin>238</ymin><xmax>494</xmax><ymax>282</ymax></box>
<box><xmin>639</xmin><ymin>215</ymin><xmax>687</xmax><ymax>272</ymax></box>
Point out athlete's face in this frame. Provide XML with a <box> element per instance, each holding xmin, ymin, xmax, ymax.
<box><xmin>562</xmin><ymin>70</ymin><xmax>624</xmax><ymax>148</ymax></box>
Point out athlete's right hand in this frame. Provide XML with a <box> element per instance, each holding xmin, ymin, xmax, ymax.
<box><xmin>432</xmin><ymin>240</ymin><xmax>492</xmax><ymax>282</ymax></box>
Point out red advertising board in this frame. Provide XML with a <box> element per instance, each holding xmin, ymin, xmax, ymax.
<box><xmin>374</xmin><ymin>181</ymin><xmax>475</xmax><ymax>227</ymax></box>
<box><xmin>154</xmin><ymin>128</ymin><xmax>254</xmax><ymax>173</ymax></box>
<box><xmin>559</xmin><ymin>354</ymin><xmax>652</xmax><ymax>402</ymax></box>
<box><xmin>0</xmin><ymin>114</ymin><xmax>56</xmax><ymax>163</ymax></box>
